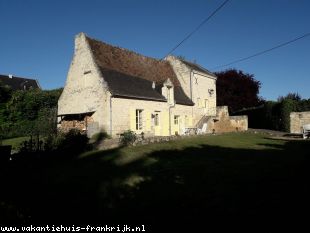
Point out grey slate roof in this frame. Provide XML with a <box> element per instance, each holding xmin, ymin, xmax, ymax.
<box><xmin>0</xmin><ymin>74</ymin><xmax>40</xmax><ymax>90</ymax></box>
<box><xmin>100</xmin><ymin>68</ymin><xmax>166</xmax><ymax>102</ymax></box>
<box><xmin>180</xmin><ymin>60</ymin><xmax>217</xmax><ymax>78</ymax></box>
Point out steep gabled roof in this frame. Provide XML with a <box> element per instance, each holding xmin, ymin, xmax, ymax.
<box><xmin>86</xmin><ymin>36</ymin><xmax>194</xmax><ymax>105</ymax></box>
<box><xmin>0</xmin><ymin>74</ymin><xmax>40</xmax><ymax>90</ymax></box>
<box><xmin>180</xmin><ymin>59</ymin><xmax>217</xmax><ymax>78</ymax></box>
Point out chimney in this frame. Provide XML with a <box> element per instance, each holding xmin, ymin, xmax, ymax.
<box><xmin>8</xmin><ymin>74</ymin><xmax>13</xmax><ymax>79</ymax></box>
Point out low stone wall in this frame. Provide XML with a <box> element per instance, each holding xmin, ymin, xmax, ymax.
<box><xmin>290</xmin><ymin>111</ymin><xmax>310</xmax><ymax>133</ymax></box>
<box><xmin>205</xmin><ymin>106</ymin><xmax>248</xmax><ymax>133</ymax></box>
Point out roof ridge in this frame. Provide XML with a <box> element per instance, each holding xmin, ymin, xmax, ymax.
<box><xmin>179</xmin><ymin>59</ymin><xmax>216</xmax><ymax>77</ymax></box>
<box><xmin>85</xmin><ymin>35</ymin><xmax>168</xmax><ymax>65</ymax></box>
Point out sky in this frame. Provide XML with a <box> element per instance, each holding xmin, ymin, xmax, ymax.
<box><xmin>0</xmin><ymin>0</ymin><xmax>309</xmax><ymax>101</ymax></box>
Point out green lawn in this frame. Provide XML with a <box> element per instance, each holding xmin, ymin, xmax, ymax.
<box><xmin>2</xmin><ymin>136</ymin><xmax>29</xmax><ymax>151</ymax></box>
<box><xmin>1</xmin><ymin>132</ymin><xmax>309</xmax><ymax>225</ymax></box>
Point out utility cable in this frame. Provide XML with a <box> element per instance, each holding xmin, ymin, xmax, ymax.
<box><xmin>212</xmin><ymin>32</ymin><xmax>310</xmax><ymax>70</ymax></box>
<box><xmin>162</xmin><ymin>0</ymin><xmax>230</xmax><ymax>59</ymax></box>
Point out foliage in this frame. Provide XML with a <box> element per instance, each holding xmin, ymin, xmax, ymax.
<box><xmin>0</xmin><ymin>81</ymin><xmax>12</xmax><ymax>104</ymax></box>
<box><xmin>278</xmin><ymin>92</ymin><xmax>301</xmax><ymax>102</ymax></box>
<box><xmin>52</xmin><ymin>129</ymin><xmax>89</xmax><ymax>155</ymax></box>
<box><xmin>17</xmin><ymin>129</ymin><xmax>89</xmax><ymax>156</ymax></box>
<box><xmin>90</xmin><ymin>130</ymin><xmax>110</xmax><ymax>143</ymax></box>
<box><xmin>0</xmin><ymin>88</ymin><xmax>62</xmax><ymax>139</ymax></box>
<box><xmin>215</xmin><ymin>69</ymin><xmax>263</xmax><ymax>113</ymax></box>
<box><xmin>120</xmin><ymin>130</ymin><xmax>137</xmax><ymax>146</ymax></box>
<box><xmin>234</xmin><ymin>95</ymin><xmax>310</xmax><ymax>132</ymax></box>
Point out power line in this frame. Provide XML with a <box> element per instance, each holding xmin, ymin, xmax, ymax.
<box><xmin>212</xmin><ymin>32</ymin><xmax>310</xmax><ymax>70</ymax></box>
<box><xmin>162</xmin><ymin>0</ymin><xmax>230</xmax><ymax>59</ymax></box>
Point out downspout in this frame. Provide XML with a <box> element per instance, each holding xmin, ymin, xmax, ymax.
<box><xmin>190</xmin><ymin>69</ymin><xmax>194</xmax><ymax>122</ymax></box>
<box><xmin>168</xmin><ymin>103</ymin><xmax>176</xmax><ymax>136</ymax></box>
<box><xmin>169</xmin><ymin>106</ymin><xmax>171</xmax><ymax>136</ymax></box>
<box><xmin>109</xmin><ymin>95</ymin><xmax>113</xmax><ymax>136</ymax></box>
<box><xmin>190</xmin><ymin>70</ymin><xmax>193</xmax><ymax>100</ymax></box>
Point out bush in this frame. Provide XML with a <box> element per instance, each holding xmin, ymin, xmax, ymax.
<box><xmin>120</xmin><ymin>130</ymin><xmax>137</xmax><ymax>146</ymax></box>
<box><xmin>91</xmin><ymin>130</ymin><xmax>110</xmax><ymax>143</ymax></box>
<box><xmin>55</xmin><ymin>129</ymin><xmax>89</xmax><ymax>155</ymax></box>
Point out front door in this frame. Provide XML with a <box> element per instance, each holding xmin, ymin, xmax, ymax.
<box><xmin>153</xmin><ymin>112</ymin><xmax>161</xmax><ymax>136</ymax></box>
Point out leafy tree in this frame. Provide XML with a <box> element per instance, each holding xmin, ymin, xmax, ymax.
<box><xmin>0</xmin><ymin>81</ymin><xmax>12</xmax><ymax>104</ymax></box>
<box><xmin>278</xmin><ymin>92</ymin><xmax>301</xmax><ymax>102</ymax></box>
<box><xmin>215</xmin><ymin>69</ymin><xmax>263</xmax><ymax>113</ymax></box>
<box><xmin>1</xmin><ymin>88</ymin><xmax>62</xmax><ymax>138</ymax></box>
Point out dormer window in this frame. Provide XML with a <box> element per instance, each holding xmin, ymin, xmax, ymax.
<box><xmin>162</xmin><ymin>78</ymin><xmax>174</xmax><ymax>105</ymax></box>
<box><xmin>167</xmin><ymin>86</ymin><xmax>173</xmax><ymax>104</ymax></box>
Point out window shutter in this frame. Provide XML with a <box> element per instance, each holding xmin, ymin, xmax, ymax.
<box><xmin>162</xmin><ymin>111</ymin><xmax>170</xmax><ymax>136</ymax></box>
<box><xmin>145</xmin><ymin>110</ymin><xmax>151</xmax><ymax>132</ymax></box>
<box><xmin>129</xmin><ymin>108</ymin><xmax>136</xmax><ymax>131</ymax></box>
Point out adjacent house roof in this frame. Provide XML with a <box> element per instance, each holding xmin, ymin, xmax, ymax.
<box><xmin>0</xmin><ymin>74</ymin><xmax>40</xmax><ymax>91</ymax></box>
<box><xmin>180</xmin><ymin>59</ymin><xmax>217</xmax><ymax>78</ymax></box>
<box><xmin>86</xmin><ymin>36</ymin><xmax>194</xmax><ymax>105</ymax></box>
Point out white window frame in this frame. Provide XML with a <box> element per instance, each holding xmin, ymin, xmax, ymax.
<box><xmin>136</xmin><ymin>109</ymin><xmax>143</xmax><ymax>130</ymax></box>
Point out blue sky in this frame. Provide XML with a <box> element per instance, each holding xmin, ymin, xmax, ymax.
<box><xmin>0</xmin><ymin>0</ymin><xmax>309</xmax><ymax>100</ymax></box>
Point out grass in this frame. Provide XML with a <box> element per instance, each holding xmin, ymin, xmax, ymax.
<box><xmin>1</xmin><ymin>132</ymin><xmax>309</xmax><ymax>225</ymax></box>
<box><xmin>2</xmin><ymin>136</ymin><xmax>29</xmax><ymax>151</ymax></box>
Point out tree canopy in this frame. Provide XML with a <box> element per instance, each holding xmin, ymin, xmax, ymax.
<box><xmin>0</xmin><ymin>88</ymin><xmax>63</xmax><ymax>138</ymax></box>
<box><xmin>215</xmin><ymin>69</ymin><xmax>263</xmax><ymax>113</ymax></box>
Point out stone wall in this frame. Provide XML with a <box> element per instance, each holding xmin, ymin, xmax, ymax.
<box><xmin>290</xmin><ymin>111</ymin><xmax>310</xmax><ymax>133</ymax></box>
<box><xmin>206</xmin><ymin>106</ymin><xmax>248</xmax><ymax>133</ymax></box>
<box><xmin>57</xmin><ymin>32</ymin><xmax>109</xmax><ymax>132</ymax></box>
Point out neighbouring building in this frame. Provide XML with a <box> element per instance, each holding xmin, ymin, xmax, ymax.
<box><xmin>58</xmin><ymin>32</ymin><xmax>247</xmax><ymax>137</ymax></box>
<box><xmin>0</xmin><ymin>74</ymin><xmax>41</xmax><ymax>91</ymax></box>
<box><xmin>290</xmin><ymin>111</ymin><xmax>310</xmax><ymax>134</ymax></box>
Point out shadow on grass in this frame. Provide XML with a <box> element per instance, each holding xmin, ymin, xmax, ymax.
<box><xmin>0</xmin><ymin>138</ymin><xmax>309</xmax><ymax>225</ymax></box>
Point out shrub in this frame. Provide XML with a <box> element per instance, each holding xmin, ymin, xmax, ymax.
<box><xmin>56</xmin><ymin>129</ymin><xmax>89</xmax><ymax>155</ymax></box>
<box><xmin>120</xmin><ymin>130</ymin><xmax>137</xmax><ymax>146</ymax></box>
<box><xmin>91</xmin><ymin>130</ymin><xmax>110</xmax><ymax>143</ymax></box>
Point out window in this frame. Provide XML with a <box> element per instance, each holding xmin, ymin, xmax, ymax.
<box><xmin>167</xmin><ymin>87</ymin><xmax>171</xmax><ymax>103</ymax></box>
<box><xmin>174</xmin><ymin>115</ymin><xmax>179</xmax><ymax>125</ymax></box>
<box><xmin>136</xmin><ymin>109</ymin><xmax>143</xmax><ymax>130</ymax></box>
<box><xmin>154</xmin><ymin>113</ymin><xmax>159</xmax><ymax>126</ymax></box>
<box><xmin>166</xmin><ymin>86</ymin><xmax>174</xmax><ymax>105</ymax></box>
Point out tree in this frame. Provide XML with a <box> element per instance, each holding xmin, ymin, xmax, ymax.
<box><xmin>1</xmin><ymin>88</ymin><xmax>63</xmax><ymax>138</ymax></box>
<box><xmin>277</xmin><ymin>92</ymin><xmax>301</xmax><ymax>102</ymax></box>
<box><xmin>0</xmin><ymin>81</ymin><xmax>12</xmax><ymax>104</ymax></box>
<box><xmin>215</xmin><ymin>69</ymin><xmax>263</xmax><ymax>113</ymax></box>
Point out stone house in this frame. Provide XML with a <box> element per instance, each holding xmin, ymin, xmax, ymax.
<box><xmin>58</xmin><ymin>33</ymin><xmax>247</xmax><ymax>137</ymax></box>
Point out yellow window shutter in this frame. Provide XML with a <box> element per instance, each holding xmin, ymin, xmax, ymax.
<box><xmin>145</xmin><ymin>110</ymin><xmax>151</xmax><ymax>132</ymax></box>
<box><xmin>188</xmin><ymin>116</ymin><xmax>193</xmax><ymax>127</ymax></box>
<box><xmin>162</xmin><ymin>111</ymin><xmax>170</xmax><ymax>136</ymax></box>
<box><xmin>129</xmin><ymin>108</ymin><xmax>136</xmax><ymax>131</ymax></box>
